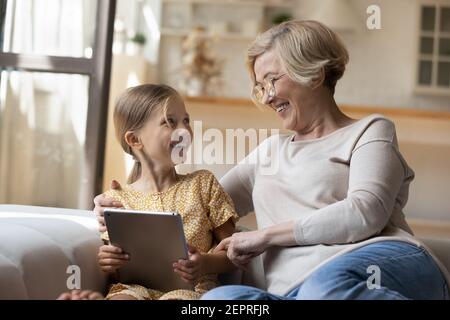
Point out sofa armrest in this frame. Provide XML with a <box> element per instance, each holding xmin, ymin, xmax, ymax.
<box><xmin>0</xmin><ymin>205</ymin><xmax>108</xmax><ymax>299</ymax></box>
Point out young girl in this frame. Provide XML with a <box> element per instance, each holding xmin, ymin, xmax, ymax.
<box><xmin>59</xmin><ymin>84</ymin><xmax>238</xmax><ymax>300</ymax></box>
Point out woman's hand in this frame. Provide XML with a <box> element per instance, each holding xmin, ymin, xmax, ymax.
<box><xmin>98</xmin><ymin>244</ymin><xmax>130</xmax><ymax>274</ymax></box>
<box><xmin>173</xmin><ymin>245</ymin><xmax>205</xmax><ymax>285</ymax></box>
<box><xmin>93</xmin><ymin>180</ymin><xmax>123</xmax><ymax>233</ymax></box>
<box><xmin>215</xmin><ymin>230</ymin><xmax>268</xmax><ymax>270</ymax></box>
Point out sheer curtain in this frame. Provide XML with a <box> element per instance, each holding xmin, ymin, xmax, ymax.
<box><xmin>0</xmin><ymin>0</ymin><xmax>94</xmax><ymax>208</ymax></box>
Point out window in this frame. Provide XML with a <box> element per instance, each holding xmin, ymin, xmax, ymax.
<box><xmin>417</xmin><ymin>3</ymin><xmax>450</xmax><ymax>94</ymax></box>
<box><xmin>0</xmin><ymin>0</ymin><xmax>116</xmax><ymax>209</ymax></box>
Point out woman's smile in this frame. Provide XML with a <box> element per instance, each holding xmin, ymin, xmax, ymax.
<box><xmin>274</xmin><ymin>102</ymin><xmax>291</xmax><ymax>118</ymax></box>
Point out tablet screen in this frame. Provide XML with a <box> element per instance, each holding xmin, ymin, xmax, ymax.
<box><xmin>104</xmin><ymin>208</ymin><xmax>193</xmax><ymax>292</ymax></box>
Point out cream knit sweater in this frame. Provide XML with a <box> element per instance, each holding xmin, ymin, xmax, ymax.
<box><xmin>220</xmin><ymin>114</ymin><xmax>450</xmax><ymax>295</ymax></box>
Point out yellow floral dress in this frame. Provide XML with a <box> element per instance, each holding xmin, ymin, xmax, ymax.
<box><xmin>101</xmin><ymin>170</ymin><xmax>239</xmax><ymax>300</ymax></box>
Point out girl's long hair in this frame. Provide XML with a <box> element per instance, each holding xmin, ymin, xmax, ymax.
<box><xmin>113</xmin><ymin>84</ymin><xmax>177</xmax><ymax>184</ymax></box>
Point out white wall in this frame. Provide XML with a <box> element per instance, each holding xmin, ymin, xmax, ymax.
<box><xmin>298</xmin><ymin>0</ymin><xmax>450</xmax><ymax>111</ymax></box>
<box><xmin>156</xmin><ymin>0</ymin><xmax>450</xmax><ymax>110</ymax></box>
<box><xmin>159</xmin><ymin>36</ymin><xmax>253</xmax><ymax>97</ymax></box>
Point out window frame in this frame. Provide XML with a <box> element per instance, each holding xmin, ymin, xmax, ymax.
<box><xmin>0</xmin><ymin>0</ymin><xmax>117</xmax><ymax>209</ymax></box>
<box><xmin>415</xmin><ymin>0</ymin><xmax>450</xmax><ymax>96</ymax></box>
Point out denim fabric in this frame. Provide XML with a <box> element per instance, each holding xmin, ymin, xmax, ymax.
<box><xmin>202</xmin><ymin>241</ymin><xmax>449</xmax><ymax>300</ymax></box>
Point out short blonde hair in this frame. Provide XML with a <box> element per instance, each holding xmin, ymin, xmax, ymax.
<box><xmin>247</xmin><ymin>20</ymin><xmax>349</xmax><ymax>96</ymax></box>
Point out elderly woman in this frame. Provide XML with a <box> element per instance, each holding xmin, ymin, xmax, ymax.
<box><xmin>200</xmin><ymin>20</ymin><xmax>449</xmax><ymax>300</ymax></box>
<box><xmin>93</xmin><ymin>20</ymin><xmax>449</xmax><ymax>300</ymax></box>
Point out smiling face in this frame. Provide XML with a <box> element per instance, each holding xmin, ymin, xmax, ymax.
<box><xmin>253</xmin><ymin>49</ymin><xmax>322</xmax><ymax>133</ymax></box>
<box><xmin>130</xmin><ymin>94</ymin><xmax>193</xmax><ymax>167</ymax></box>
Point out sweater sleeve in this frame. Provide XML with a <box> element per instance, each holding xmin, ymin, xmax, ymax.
<box><xmin>220</xmin><ymin>160</ymin><xmax>255</xmax><ymax>217</ymax></box>
<box><xmin>293</xmin><ymin>139</ymin><xmax>410</xmax><ymax>245</ymax></box>
<box><xmin>219</xmin><ymin>135</ymin><xmax>275</xmax><ymax>217</ymax></box>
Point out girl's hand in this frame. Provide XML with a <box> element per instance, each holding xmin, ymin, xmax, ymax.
<box><xmin>97</xmin><ymin>244</ymin><xmax>130</xmax><ymax>274</ymax></box>
<box><xmin>173</xmin><ymin>245</ymin><xmax>205</xmax><ymax>285</ymax></box>
<box><xmin>93</xmin><ymin>180</ymin><xmax>123</xmax><ymax>233</ymax></box>
<box><xmin>215</xmin><ymin>230</ymin><xmax>268</xmax><ymax>270</ymax></box>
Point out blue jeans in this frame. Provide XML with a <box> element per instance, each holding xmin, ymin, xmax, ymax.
<box><xmin>202</xmin><ymin>241</ymin><xmax>449</xmax><ymax>300</ymax></box>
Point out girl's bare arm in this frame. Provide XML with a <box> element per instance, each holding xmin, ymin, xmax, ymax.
<box><xmin>203</xmin><ymin>218</ymin><xmax>237</xmax><ymax>274</ymax></box>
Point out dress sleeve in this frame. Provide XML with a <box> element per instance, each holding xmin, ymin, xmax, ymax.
<box><xmin>204</xmin><ymin>171</ymin><xmax>240</xmax><ymax>229</ymax></box>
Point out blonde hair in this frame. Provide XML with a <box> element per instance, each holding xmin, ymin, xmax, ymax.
<box><xmin>247</xmin><ymin>20</ymin><xmax>349</xmax><ymax>100</ymax></box>
<box><xmin>113</xmin><ymin>84</ymin><xmax>178</xmax><ymax>184</ymax></box>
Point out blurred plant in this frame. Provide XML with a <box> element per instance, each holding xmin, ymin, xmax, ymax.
<box><xmin>180</xmin><ymin>26</ymin><xmax>223</xmax><ymax>96</ymax></box>
<box><xmin>272</xmin><ymin>13</ymin><xmax>293</xmax><ymax>25</ymax></box>
<box><xmin>130</xmin><ymin>32</ymin><xmax>146</xmax><ymax>46</ymax></box>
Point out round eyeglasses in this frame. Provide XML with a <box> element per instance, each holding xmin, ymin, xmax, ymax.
<box><xmin>252</xmin><ymin>73</ymin><xmax>286</xmax><ymax>105</ymax></box>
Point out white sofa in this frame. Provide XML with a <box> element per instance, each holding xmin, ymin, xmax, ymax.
<box><xmin>0</xmin><ymin>204</ymin><xmax>449</xmax><ymax>300</ymax></box>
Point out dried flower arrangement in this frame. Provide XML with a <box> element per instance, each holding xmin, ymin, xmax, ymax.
<box><xmin>180</xmin><ymin>26</ymin><xmax>223</xmax><ymax>96</ymax></box>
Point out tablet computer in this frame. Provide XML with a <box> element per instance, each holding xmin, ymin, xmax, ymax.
<box><xmin>103</xmin><ymin>208</ymin><xmax>193</xmax><ymax>292</ymax></box>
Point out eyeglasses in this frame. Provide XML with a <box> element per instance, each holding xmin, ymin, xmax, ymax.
<box><xmin>252</xmin><ymin>73</ymin><xmax>286</xmax><ymax>105</ymax></box>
